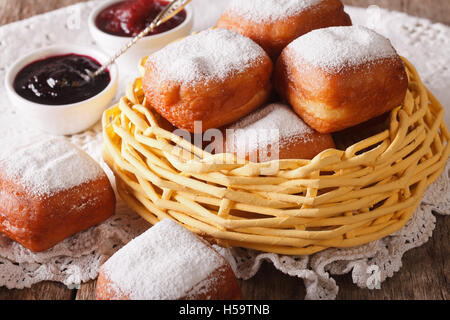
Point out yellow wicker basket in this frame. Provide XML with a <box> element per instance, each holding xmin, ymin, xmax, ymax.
<box><xmin>102</xmin><ymin>58</ymin><xmax>449</xmax><ymax>255</ymax></box>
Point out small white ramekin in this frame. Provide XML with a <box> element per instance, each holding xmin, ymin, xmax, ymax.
<box><xmin>5</xmin><ymin>45</ymin><xmax>118</xmax><ymax>135</ymax></box>
<box><xmin>88</xmin><ymin>0</ymin><xmax>194</xmax><ymax>72</ymax></box>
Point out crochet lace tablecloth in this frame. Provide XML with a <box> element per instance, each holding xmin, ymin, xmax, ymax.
<box><xmin>0</xmin><ymin>0</ymin><xmax>449</xmax><ymax>300</ymax></box>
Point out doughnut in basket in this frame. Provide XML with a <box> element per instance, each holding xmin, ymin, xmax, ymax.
<box><xmin>217</xmin><ymin>0</ymin><xmax>352</xmax><ymax>60</ymax></box>
<box><xmin>275</xmin><ymin>26</ymin><xmax>408</xmax><ymax>133</ymax></box>
<box><xmin>217</xmin><ymin>102</ymin><xmax>335</xmax><ymax>162</ymax></box>
<box><xmin>102</xmin><ymin>19</ymin><xmax>449</xmax><ymax>255</ymax></box>
<box><xmin>143</xmin><ymin>28</ymin><xmax>273</xmax><ymax>133</ymax></box>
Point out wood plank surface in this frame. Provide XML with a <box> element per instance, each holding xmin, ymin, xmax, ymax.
<box><xmin>0</xmin><ymin>282</ymin><xmax>74</xmax><ymax>300</ymax></box>
<box><xmin>0</xmin><ymin>0</ymin><xmax>448</xmax><ymax>300</ymax></box>
<box><xmin>75</xmin><ymin>281</ymin><xmax>97</xmax><ymax>300</ymax></box>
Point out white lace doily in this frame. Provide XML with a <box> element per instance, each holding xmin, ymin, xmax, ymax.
<box><xmin>0</xmin><ymin>1</ymin><xmax>448</xmax><ymax>300</ymax></box>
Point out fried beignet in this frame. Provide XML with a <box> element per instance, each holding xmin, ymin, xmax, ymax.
<box><xmin>96</xmin><ymin>219</ymin><xmax>241</xmax><ymax>300</ymax></box>
<box><xmin>217</xmin><ymin>0</ymin><xmax>351</xmax><ymax>60</ymax></box>
<box><xmin>143</xmin><ymin>28</ymin><xmax>273</xmax><ymax>133</ymax></box>
<box><xmin>0</xmin><ymin>138</ymin><xmax>115</xmax><ymax>252</ymax></box>
<box><xmin>275</xmin><ymin>26</ymin><xmax>408</xmax><ymax>133</ymax></box>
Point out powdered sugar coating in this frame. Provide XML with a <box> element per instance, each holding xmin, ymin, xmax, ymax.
<box><xmin>102</xmin><ymin>219</ymin><xmax>224</xmax><ymax>300</ymax></box>
<box><xmin>226</xmin><ymin>103</ymin><xmax>314</xmax><ymax>154</ymax></box>
<box><xmin>148</xmin><ymin>28</ymin><xmax>267</xmax><ymax>84</ymax></box>
<box><xmin>226</xmin><ymin>0</ymin><xmax>324</xmax><ymax>22</ymax></box>
<box><xmin>0</xmin><ymin>137</ymin><xmax>103</xmax><ymax>198</ymax></box>
<box><xmin>184</xmin><ymin>268</ymin><xmax>224</xmax><ymax>299</ymax></box>
<box><xmin>288</xmin><ymin>26</ymin><xmax>397</xmax><ymax>73</ymax></box>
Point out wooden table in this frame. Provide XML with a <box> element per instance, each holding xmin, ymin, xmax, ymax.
<box><xmin>0</xmin><ymin>0</ymin><xmax>448</xmax><ymax>300</ymax></box>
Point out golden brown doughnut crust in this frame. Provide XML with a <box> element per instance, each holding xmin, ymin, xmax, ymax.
<box><xmin>222</xmin><ymin>126</ymin><xmax>335</xmax><ymax>161</ymax></box>
<box><xmin>0</xmin><ymin>172</ymin><xmax>115</xmax><ymax>252</ymax></box>
<box><xmin>261</xmin><ymin>132</ymin><xmax>335</xmax><ymax>161</ymax></box>
<box><xmin>143</xmin><ymin>53</ymin><xmax>273</xmax><ymax>133</ymax></box>
<box><xmin>96</xmin><ymin>272</ymin><xmax>129</xmax><ymax>300</ymax></box>
<box><xmin>216</xmin><ymin>0</ymin><xmax>352</xmax><ymax>60</ymax></box>
<box><xmin>274</xmin><ymin>50</ymin><xmax>408</xmax><ymax>133</ymax></box>
<box><xmin>333</xmin><ymin>112</ymin><xmax>390</xmax><ymax>150</ymax></box>
<box><xmin>182</xmin><ymin>266</ymin><xmax>242</xmax><ymax>300</ymax></box>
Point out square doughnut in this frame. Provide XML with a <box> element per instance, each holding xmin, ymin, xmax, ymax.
<box><xmin>217</xmin><ymin>0</ymin><xmax>352</xmax><ymax>60</ymax></box>
<box><xmin>274</xmin><ymin>26</ymin><xmax>408</xmax><ymax>133</ymax></box>
<box><xmin>143</xmin><ymin>28</ymin><xmax>273</xmax><ymax>133</ymax></box>
<box><xmin>217</xmin><ymin>103</ymin><xmax>336</xmax><ymax>162</ymax></box>
<box><xmin>96</xmin><ymin>219</ymin><xmax>242</xmax><ymax>300</ymax></box>
<box><xmin>0</xmin><ymin>138</ymin><xmax>115</xmax><ymax>252</ymax></box>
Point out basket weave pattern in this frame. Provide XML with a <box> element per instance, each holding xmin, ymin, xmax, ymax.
<box><xmin>102</xmin><ymin>58</ymin><xmax>449</xmax><ymax>255</ymax></box>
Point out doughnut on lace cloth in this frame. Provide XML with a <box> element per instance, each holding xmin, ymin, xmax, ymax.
<box><xmin>0</xmin><ymin>1</ymin><xmax>449</xmax><ymax>299</ymax></box>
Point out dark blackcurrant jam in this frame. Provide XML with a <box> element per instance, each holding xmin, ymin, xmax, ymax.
<box><xmin>95</xmin><ymin>0</ymin><xmax>187</xmax><ymax>37</ymax></box>
<box><xmin>13</xmin><ymin>54</ymin><xmax>110</xmax><ymax>105</ymax></box>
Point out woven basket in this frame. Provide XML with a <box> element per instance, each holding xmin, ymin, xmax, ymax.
<box><xmin>102</xmin><ymin>58</ymin><xmax>449</xmax><ymax>255</ymax></box>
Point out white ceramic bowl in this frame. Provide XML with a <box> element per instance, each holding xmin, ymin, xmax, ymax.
<box><xmin>88</xmin><ymin>0</ymin><xmax>194</xmax><ymax>72</ymax></box>
<box><xmin>5</xmin><ymin>45</ymin><xmax>118</xmax><ymax>135</ymax></box>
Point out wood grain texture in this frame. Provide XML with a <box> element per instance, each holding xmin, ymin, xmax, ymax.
<box><xmin>334</xmin><ymin>215</ymin><xmax>450</xmax><ymax>300</ymax></box>
<box><xmin>0</xmin><ymin>282</ymin><xmax>74</xmax><ymax>300</ymax></box>
<box><xmin>75</xmin><ymin>281</ymin><xmax>97</xmax><ymax>300</ymax></box>
<box><xmin>0</xmin><ymin>0</ymin><xmax>448</xmax><ymax>300</ymax></box>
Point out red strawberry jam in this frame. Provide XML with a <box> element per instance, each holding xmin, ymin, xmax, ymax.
<box><xmin>95</xmin><ymin>0</ymin><xmax>187</xmax><ymax>37</ymax></box>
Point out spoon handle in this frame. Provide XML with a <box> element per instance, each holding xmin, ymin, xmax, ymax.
<box><xmin>93</xmin><ymin>0</ymin><xmax>192</xmax><ymax>77</ymax></box>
